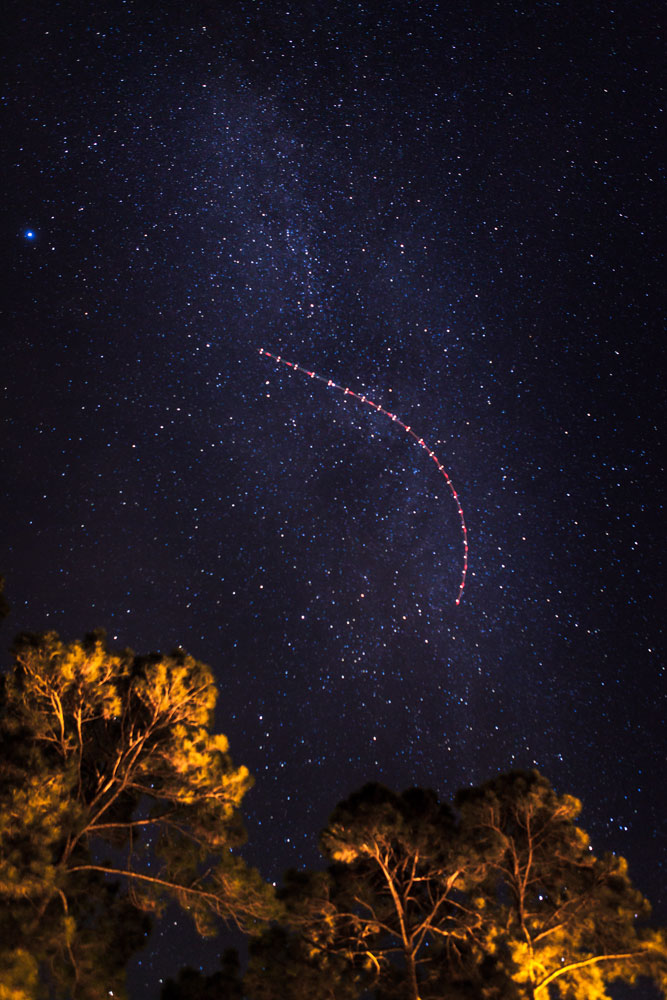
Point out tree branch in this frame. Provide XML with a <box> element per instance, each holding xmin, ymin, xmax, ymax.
<box><xmin>67</xmin><ymin>863</ymin><xmax>265</xmax><ymax>931</ymax></box>
<box><xmin>536</xmin><ymin>949</ymin><xmax>654</xmax><ymax>994</ymax></box>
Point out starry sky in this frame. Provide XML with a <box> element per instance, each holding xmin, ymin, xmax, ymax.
<box><xmin>2</xmin><ymin>1</ymin><xmax>664</xmax><ymax>995</ymax></box>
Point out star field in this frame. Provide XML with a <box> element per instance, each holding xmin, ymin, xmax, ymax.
<box><xmin>1</xmin><ymin>2</ymin><xmax>664</xmax><ymax>996</ymax></box>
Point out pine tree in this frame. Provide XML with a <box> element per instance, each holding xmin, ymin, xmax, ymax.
<box><xmin>456</xmin><ymin>770</ymin><xmax>667</xmax><ymax>999</ymax></box>
<box><xmin>0</xmin><ymin>630</ymin><xmax>275</xmax><ymax>999</ymax></box>
<box><xmin>249</xmin><ymin>774</ymin><xmax>666</xmax><ymax>1000</ymax></box>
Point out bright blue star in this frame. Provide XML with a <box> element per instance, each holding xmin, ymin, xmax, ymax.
<box><xmin>23</xmin><ymin>229</ymin><xmax>36</xmax><ymax>241</ymax></box>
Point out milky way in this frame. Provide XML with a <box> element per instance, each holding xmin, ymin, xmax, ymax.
<box><xmin>2</xmin><ymin>2</ymin><xmax>664</xmax><ymax>995</ymax></box>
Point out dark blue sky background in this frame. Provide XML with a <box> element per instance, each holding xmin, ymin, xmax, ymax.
<box><xmin>2</xmin><ymin>1</ymin><xmax>664</xmax><ymax>995</ymax></box>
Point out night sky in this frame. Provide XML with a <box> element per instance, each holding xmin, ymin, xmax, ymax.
<box><xmin>2</xmin><ymin>1</ymin><xmax>664</xmax><ymax>996</ymax></box>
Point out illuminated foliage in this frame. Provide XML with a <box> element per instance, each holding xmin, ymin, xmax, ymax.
<box><xmin>246</xmin><ymin>784</ymin><xmax>497</xmax><ymax>1000</ymax></box>
<box><xmin>1</xmin><ymin>620</ymin><xmax>664</xmax><ymax>1000</ymax></box>
<box><xmin>0</xmin><ymin>630</ymin><xmax>274</xmax><ymax>999</ymax></box>
<box><xmin>455</xmin><ymin>771</ymin><xmax>667</xmax><ymax>999</ymax></box>
<box><xmin>246</xmin><ymin>774</ymin><xmax>666</xmax><ymax>1000</ymax></box>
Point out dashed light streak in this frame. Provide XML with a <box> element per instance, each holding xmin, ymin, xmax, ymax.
<box><xmin>259</xmin><ymin>348</ymin><xmax>469</xmax><ymax>605</ymax></box>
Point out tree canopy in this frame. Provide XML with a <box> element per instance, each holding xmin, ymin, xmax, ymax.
<box><xmin>0</xmin><ymin>617</ymin><xmax>664</xmax><ymax>1000</ymax></box>
<box><xmin>245</xmin><ymin>773</ymin><xmax>666</xmax><ymax>1000</ymax></box>
<box><xmin>0</xmin><ymin>629</ymin><xmax>274</xmax><ymax>999</ymax></box>
<box><xmin>455</xmin><ymin>771</ymin><xmax>667</xmax><ymax>998</ymax></box>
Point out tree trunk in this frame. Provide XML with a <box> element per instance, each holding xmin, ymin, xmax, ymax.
<box><xmin>405</xmin><ymin>950</ymin><xmax>420</xmax><ymax>1000</ymax></box>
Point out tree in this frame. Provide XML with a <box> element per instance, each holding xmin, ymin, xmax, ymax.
<box><xmin>0</xmin><ymin>630</ymin><xmax>275</xmax><ymax>999</ymax></box>
<box><xmin>248</xmin><ymin>775</ymin><xmax>666</xmax><ymax>1000</ymax></box>
<box><xmin>250</xmin><ymin>783</ymin><xmax>496</xmax><ymax>1000</ymax></box>
<box><xmin>456</xmin><ymin>770</ymin><xmax>667</xmax><ymax>999</ymax></box>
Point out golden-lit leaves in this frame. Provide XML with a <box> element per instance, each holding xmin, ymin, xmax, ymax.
<box><xmin>0</xmin><ymin>947</ymin><xmax>40</xmax><ymax>1000</ymax></box>
<box><xmin>6</xmin><ymin>632</ymin><xmax>129</xmax><ymax>758</ymax></box>
<box><xmin>131</xmin><ymin>653</ymin><xmax>217</xmax><ymax>730</ymax></box>
<box><xmin>0</xmin><ymin>629</ymin><xmax>274</xmax><ymax>997</ymax></box>
<box><xmin>275</xmin><ymin>774</ymin><xmax>667</xmax><ymax>1000</ymax></box>
<box><xmin>326</xmin><ymin>840</ymin><xmax>363</xmax><ymax>865</ymax></box>
<box><xmin>453</xmin><ymin>771</ymin><xmax>667</xmax><ymax>999</ymax></box>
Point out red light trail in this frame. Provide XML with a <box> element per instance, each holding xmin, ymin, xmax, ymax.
<box><xmin>259</xmin><ymin>348</ymin><xmax>468</xmax><ymax>605</ymax></box>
